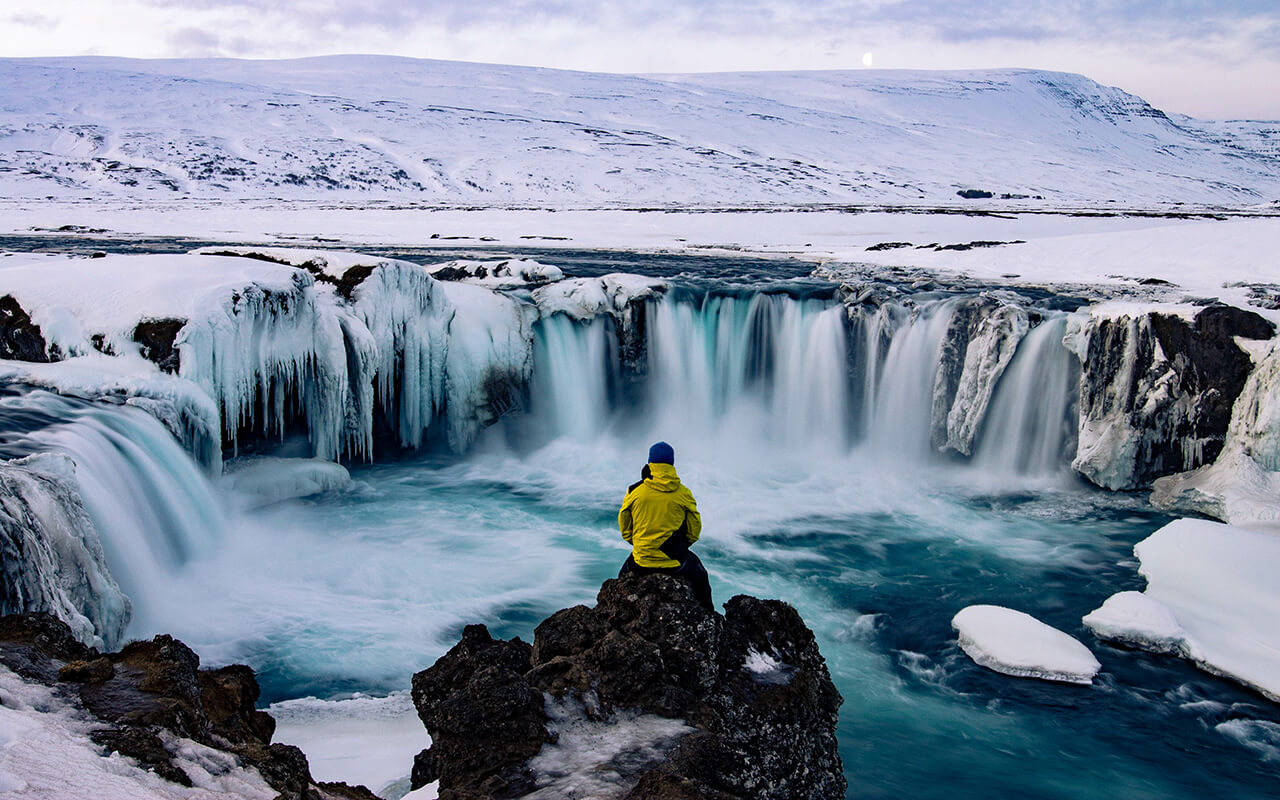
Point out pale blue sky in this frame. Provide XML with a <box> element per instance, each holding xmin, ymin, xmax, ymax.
<box><xmin>2</xmin><ymin>1</ymin><xmax>1277</xmax><ymax>117</ymax></box>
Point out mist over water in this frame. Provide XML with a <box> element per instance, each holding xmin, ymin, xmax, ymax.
<box><xmin>9</xmin><ymin>279</ymin><xmax>1278</xmax><ymax>798</ymax></box>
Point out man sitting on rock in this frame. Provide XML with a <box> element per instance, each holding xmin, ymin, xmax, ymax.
<box><xmin>617</xmin><ymin>441</ymin><xmax>714</xmax><ymax>611</ymax></box>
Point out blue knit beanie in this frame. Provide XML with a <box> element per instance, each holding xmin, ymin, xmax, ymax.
<box><xmin>648</xmin><ymin>441</ymin><xmax>675</xmax><ymax>465</ymax></box>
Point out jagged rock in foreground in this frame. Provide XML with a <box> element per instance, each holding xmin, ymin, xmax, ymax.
<box><xmin>410</xmin><ymin>575</ymin><xmax>846</xmax><ymax>800</ymax></box>
<box><xmin>0</xmin><ymin>613</ymin><xmax>378</xmax><ymax>800</ymax></box>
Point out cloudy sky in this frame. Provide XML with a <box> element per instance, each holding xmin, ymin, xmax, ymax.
<box><xmin>2</xmin><ymin>0</ymin><xmax>1277</xmax><ymax>118</ymax></box>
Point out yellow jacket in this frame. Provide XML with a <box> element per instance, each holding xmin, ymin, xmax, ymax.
<box><xmin>618</xmin><ymin>462</ymin><xmax>702</xmax><ymax>568</ymax></box>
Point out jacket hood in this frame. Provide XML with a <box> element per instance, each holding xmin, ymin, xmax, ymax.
<box><xmin>645</xmin><ymin>462</ymin><xmax>681</xmax><ymax>492</ymax></box>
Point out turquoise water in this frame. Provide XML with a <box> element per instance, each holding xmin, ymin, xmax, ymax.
<box><xmin>142</xmin><ymin>436</ymin><xmax>1280</xmax><ymax>799</ymax></box>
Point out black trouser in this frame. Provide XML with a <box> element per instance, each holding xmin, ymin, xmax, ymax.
<box><xmin>619</xmin><ymin>551</ymin><xmax>714</xmax><ymax>612</ymax></box>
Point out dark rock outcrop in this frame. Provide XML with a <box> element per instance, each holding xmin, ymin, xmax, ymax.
<box><xmin>1073</xmin><ymin>304</ymin><xmax>1276</xmax><ymax>489</ymax></box>
<box><xmin>411</xmin><ymin>575</ymin><xmax>845</xmax><ymax>800</ymax></box>
<box><xmin>132</xmin><ymin>317</ymin><xmax>186</xmax><ymax>373</ymax></box>
<box><xmin>0</xmin><ymin>294</ymin><xmax>51</xmax><ymax>362</ymax></box>
<box><xmin>0</xmin><ymin>612</ymin><xmax>378</xmax><ymax>800</ymax></box>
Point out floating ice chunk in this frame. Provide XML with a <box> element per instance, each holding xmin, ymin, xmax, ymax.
<box><xmin>952</xmin><ymin>604</ymin><xmax>1101</xmax><ymax>685</ymax></box>
<box><xmin>1081</xmin><ymin>591</ymin><xmax>1187</xmax><ymax>654</ymax></box>
<box><xmin>268</xmin><ymin>691</ymin><xmax>426</xmax><ymax>797</ymax></box>
<box><xmin>221</xmin><ymin>457</ymin><xmax>351</xmax><ymax>510</ymax></box>
<box><xmin>426</xmin><ymin>258</ymin><xmax>564</xmax><ymax>288</ymax></box>
<box><xmin>1085</xmin><ymin>518</ymin><xmax>1280</xmax><ymax>702</ymax></box>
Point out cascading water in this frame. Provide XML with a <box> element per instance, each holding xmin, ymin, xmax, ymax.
<box><xmin>524</xmin><ymin>292</ymin><xmax>856</xmax><ymax>456</ymax></box>
<box><xmin>858</xmin><ymin>299</ymin><xmax>959</xmax><ymax>462</ymax></box>
<box><xmin>973</xmin><ymin>315</ymin><xmax>1079</xmax><ymax>478</ymax></box>
<box><xmin>523</xmin><ymin>290</ymin><xmax>1074</xmax><ymax>478</ymax></box>
<box><xmin>1</xmin><ymin>391</ymin><xmax>226</xmax><ymax>634</ymax></box>
<box><xmin>527</xmin><ymin>314</ymin><xmax>619</xmax><ymax>441</ymax></box>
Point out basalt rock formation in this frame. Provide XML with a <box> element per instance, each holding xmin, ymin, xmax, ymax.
<box><xmin>0</xmin><ymin>612</ymin><xmax>379</xmax><ymax>800</ymax></box>
<box><xmin>1071</xmin><ymin>304</ymin><xmax>1276</xmax><ymax>489</ymax></box>
<box><xmin>410</xmin><ymin>574</ymin><xmax>846</xmax><ymax>800</ymax></box>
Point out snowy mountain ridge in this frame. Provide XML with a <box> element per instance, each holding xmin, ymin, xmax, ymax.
<box><xmin>2</xmin><ymin>55</ymin><xmax>1278</xmax><ymax>208</ymax></box>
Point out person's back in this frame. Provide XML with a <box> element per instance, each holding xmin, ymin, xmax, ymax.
<box><xmin>618</xmin><ymin>442</ymin><xmax>714</xmax><ymax>611</ymax></box>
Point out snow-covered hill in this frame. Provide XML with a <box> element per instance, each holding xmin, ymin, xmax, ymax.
<box><xmin>1</xmin><ymin>55</ymin><xmax>1277</xmax><ymax>208</ymax></box>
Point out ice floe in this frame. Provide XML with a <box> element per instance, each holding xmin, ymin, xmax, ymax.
<box><xmin>953</xmin><ymin>604</ymin><xmax>1101</xmax><ymax>685</ymax></box>
<box><xmin>1085</xmin><ymin>518</ymin><xmax>1280</xmax><ymax>702</ymax></box>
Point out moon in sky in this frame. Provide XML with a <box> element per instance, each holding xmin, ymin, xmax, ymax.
<box><xmin>862</xmin><ymin>52</ymin><xmax>874</xmax><ymax>67</ymax></box>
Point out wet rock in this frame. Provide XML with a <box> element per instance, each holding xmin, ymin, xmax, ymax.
<box><xmin>0</xmin><ymin>294</ymin><xmax>51</xmax><ymax>362</ymax></box>
<box><xmin>410</xmin><ymin>625</ymin><xmax>548</xmax><ymax>797</ymax></box>
<box><xmin>931</xmin><ymin>298</ymin><xmax>1030</xmax><ymax>455</ymax></box>
<box><xmin>0</xmin><ymin>612</ymin><xmax>344</xmax><ymax>799</ymax></box>
<box><xmin>412</xmin><ymin>575</ymin><xmax>846</xmax><ymax>800</ymax></box>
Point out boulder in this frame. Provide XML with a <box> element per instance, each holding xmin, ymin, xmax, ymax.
<box><xmin>411</xmin><ymin>575</ymin><xmax>846</xmax><ymax>800</ymax></box>
<box><xmin>0</xmin><ymin>612</ymin><xmax>378</xmax><ymax>800</ymax></box>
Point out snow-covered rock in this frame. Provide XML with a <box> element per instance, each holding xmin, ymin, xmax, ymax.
<box><xmin>531</xmin><ymin>274</ymin><xmax>668</xmax><ymax>322</ymax></box>
<box><xmin>0</xmin><ymin>355</ymin><xmax>222</xmax><ymax>472</ymax></box>
<box><xmin>532</xmin><ymin>274</ymin><xmax>668</xmax><ymax>370</ymax></box>
<box><xmin>0</xmin><ymin>454</ymin><xmax>128</xmax><ymax>649</ymax></box>
<box><xmin>952</xmin><ymin>604</ymin><xmax>1101</xmax><ymax>685</ymax></box>
<box><xmin>0</xmin><ymin>665</ymin><xmax>276</xmax><ymax>800</ymax></box>
<box><xmin>1150</xmin><ymin>450</ymin><xmax>1280</xmax><ymax>531</ymax></box>
<box><xmin>1084</xmin><ymin>518</ymin><xmax>1280</xmax><ymax>702</ymax></box>
<box><xmin>1068</xmin><ymin>304</ymin><xmax>1275</xmax><ymax>490</ymax></box>
<box><xmin>221</xmin><ymin>457</ymin><xmax>351</xmax><ymax>511</ymax></box>
<box><xmin>931</xmin><ymin>297</ymin><xmax>1030</xmax><ymax>456</ymax></box>
<box><xmin>426</xmin><ymin>259</ymin><xmax>563</xmax><ymax>289</ymax></box>
<box><xmin>1150</xmin><ymin>338</ymin><xmax>1280</xmax><ymax>529</ymax></box>
<box><xmin>191</xmin><ymin>246</ymin><xmax>398</xmax><ymax>285</ymax></box>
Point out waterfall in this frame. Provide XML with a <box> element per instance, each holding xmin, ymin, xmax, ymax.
<box><xmin>641</xmin><ymin>293</ymin><xmax>853</xmax><ymax>452</ymax></box>
<box><xmin>4</xmin><ymin>391</ymin><xmax>227</xmax><ymax>633</ymax></box>
<box><xmin>859</xmin><ymin>300</ymin><xmax>959</xmax><ymax>462</ymax></box>
<box><xmin>973</xmin><ymin>316</ymin><xmax>1078</xmax><ymax>477</ymax></box>
<box><xmin>528</xmin><ymin>314</ymin><xmax>619</xmax><ymax>441</ymax></box>
<box><xmin>523</xmin><ymin>291</ymin><xmax>1078</xmax><ymax>478</ymax></box>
